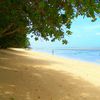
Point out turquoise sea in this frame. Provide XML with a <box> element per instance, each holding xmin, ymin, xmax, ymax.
<box><xmin>32</xmin><ymin>48</ymin><xmax>100</xmax><ymax>64</ymax></box>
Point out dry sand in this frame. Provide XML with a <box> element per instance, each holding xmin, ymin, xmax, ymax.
<box><xmin>0</xmin><ymin>48</ymin><xmax>100</xmax><ymax>100</ymax></box>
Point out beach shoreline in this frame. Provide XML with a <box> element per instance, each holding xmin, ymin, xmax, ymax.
<box><xmin>31</xmin><ymin>48</ymin><xmax>100</xmax><ymax>64</ymax></box>
<box><xmin>0</xmin><ymin>48</ymin><xmax>100</xmax><ymax>100</ymax></box>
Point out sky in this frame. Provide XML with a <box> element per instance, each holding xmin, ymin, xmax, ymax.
<box><xmin>28</xmin><ymin>16</ymin><xmax>100</xmax><ymax>49</ymax></box>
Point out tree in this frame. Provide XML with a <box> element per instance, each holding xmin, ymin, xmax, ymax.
<box><xmin>0</xmin><ymin>33</ymin><xmax>30</xmax><ymax>48</ymax></box>
<box><xmin>0</xmin><ymin>0</ymin><xmax>100</xmax><ymax>47</ymax></box>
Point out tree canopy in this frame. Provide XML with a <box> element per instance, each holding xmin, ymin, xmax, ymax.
<box><xmin>0</xmin><ymin>0</ymin><xmax>100</xmax><ymax>48</ymax></box>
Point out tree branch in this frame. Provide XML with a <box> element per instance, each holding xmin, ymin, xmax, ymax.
<box><xmin>1</xmin><ymin>28</ymin><xmax>19</xmax><ymax>37</ymax></box>
<box><xmin>1</xmin><ymin>23</ymin><xmax>14</xmax><ymax>35</ymax></box>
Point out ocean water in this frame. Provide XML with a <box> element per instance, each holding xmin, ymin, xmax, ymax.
<box><xmin>32</xmin><ymin>48</ymin><xmax>100</xmax><ymax>64</ymax></box>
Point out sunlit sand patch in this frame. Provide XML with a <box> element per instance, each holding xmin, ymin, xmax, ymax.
<box><xmin>4</xmin><ymin>91</ymin><xmax>13</xmax><ymax>95</ymax></box>
<box><xmin>8</xmin><ymin>48</ymin><xmax>26</xmax><ymax>52</ymax></box>
<box><xmin>80</xmin><ymin>92</ymin><xmax>90</xmax><ymax>97</ymax></box>
<box><xmin>0</xmin><ymin>66</ymin><xmax>18</xmax><ymax>72</ymax></box>
<box><xmin>26</xmin><ymin>92</ymin><xmax>32</xmax><ymax>100</ymax></box>
<box><xmin>33</xmin><ymin>73</ymin><xmax>42</xmax><ymax>78</ymax></box>
<box><xmin>8</xmin><ymin>84</ymin><xmax>16</xmax><ymax>87</ymax></box>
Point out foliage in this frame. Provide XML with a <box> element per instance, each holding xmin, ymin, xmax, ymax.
<box><xmin>0</xmin><ymin>33</ymin><xmax>30</xmax><ymax>48</ymax></box>
<box><xmin>0</xmin><ymin>0</ymin><xmax>100</xmax><ymax>47</ymax></box>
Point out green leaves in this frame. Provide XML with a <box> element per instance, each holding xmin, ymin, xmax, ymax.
<box><xmin>67</xmin><ymin>30</ymin><xmax>72</xmax><ymax>35</ymax></box>
<box><xmin>39</xmin><ymin>1</ymin><xmax>45</xmax><ymax>8</ymax></box>
<box><xmin>62</xmin><ymin>39</ymin><xmax>68</xmax><ymax>44</ymax></box>
<box><xmin>35</xmin><ymin>37</ymin><xmax>38</xmax><ymax>41</ymax></box>
<box><xmin>0</xmin><ymin>0</ymin><xmax>100</xmax><ymax>47</ymax></box>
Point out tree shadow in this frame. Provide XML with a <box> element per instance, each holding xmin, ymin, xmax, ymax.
<box><xmin>0</xmin><ymin>49</ymin><xmax>100</xmax><ymax>100</ymax></box>
<box><xmin>0</xmin><ymin>49</ymin><xmax>58</xmax><ymax>71</ymax></box>
<box><xmin>0</xmin><ymin>67</ymin><xmax>100</xmax><ymax>100</ymax></box>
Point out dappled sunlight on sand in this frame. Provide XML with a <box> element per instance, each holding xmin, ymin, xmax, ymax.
<box><xmin>0</xmin><ymin>48</ymin><xmax>100</xmax><ymax>100</ymax></box>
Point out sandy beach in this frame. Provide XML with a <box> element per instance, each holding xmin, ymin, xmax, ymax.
<box><xmin>0</xmin><ymin>48</ymin><xmax>100</xmax><ymax>100</ymax></box>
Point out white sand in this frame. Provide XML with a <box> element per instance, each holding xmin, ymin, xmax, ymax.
<box><xmin>0</xmin><ymin>48</ymin><xmax>100</xmax><ymax>100</ymax></box>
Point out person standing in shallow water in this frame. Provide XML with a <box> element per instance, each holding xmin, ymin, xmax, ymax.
<box><xmin>52</xmin><ymin>49</ymin><xmax>54</xmax><ymax>55</ymax></box>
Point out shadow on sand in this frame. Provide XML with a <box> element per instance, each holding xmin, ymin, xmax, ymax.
<box><xmin>0</xmin><ymin>49</ymin><xmax>100</xmax><ymax>100</ymax></box>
